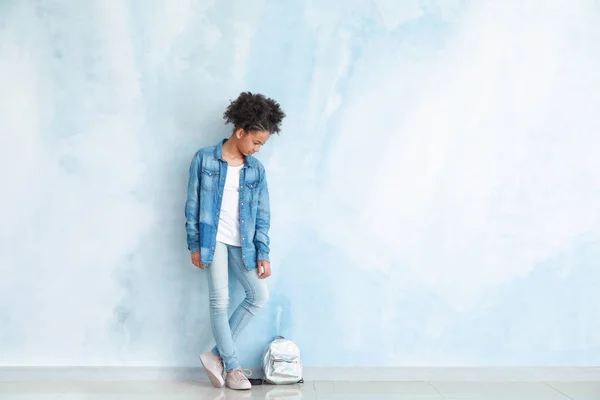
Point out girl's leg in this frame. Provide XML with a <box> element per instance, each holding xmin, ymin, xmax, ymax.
<box><xmin>228</xmin><ymin>245</ymin><xmax>270</xmax><ymax>339</ymax></box>
<box><xmin>205</xmin><ymin>242</ymin><xmax>240</xmax><ymax>371</ymax></box>
<box><xmin>211</xmin><ymin>245</ymin><xmax>269</xmax><ymax>357</ymax></box>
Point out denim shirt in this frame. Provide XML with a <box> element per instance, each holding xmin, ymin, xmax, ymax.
<box><xmin>185</xmin><ymin>139</ymin><xmax>270</xmax><ymax>270</ymax></box>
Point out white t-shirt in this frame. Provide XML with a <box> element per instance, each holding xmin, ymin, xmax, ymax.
<box><xmin>216</xmin><ymin>164</ymin><xmax>243</xmax><ymax>246</ymax></box>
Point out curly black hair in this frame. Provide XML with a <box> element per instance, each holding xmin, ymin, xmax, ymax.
<box><xmin>223</xmin><ymin>92</ymin><xmax>286</xmax><ymax>134</ymax></box>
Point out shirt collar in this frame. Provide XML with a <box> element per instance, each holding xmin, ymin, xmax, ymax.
<box><xmin>214</xmin><ymin>138</ymin><xmax>257</xmax><ymax>168</ymax></box>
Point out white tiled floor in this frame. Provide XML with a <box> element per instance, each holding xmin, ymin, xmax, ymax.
<box><xmin>0</xmin><ymin>381</ymin><xmax>598</xmax><ymax>399</ymax></box>
<box><xmin>429</xmin><ymin>382</ymin><xmax>572</xmax><ymax>399</ymax></box>
<box><xmin>548</xmin><ymin>382</ymin><xmax>600</xmax><ymax>400</ymax></box>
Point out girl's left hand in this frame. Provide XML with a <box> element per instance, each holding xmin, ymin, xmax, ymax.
<box><xmin>257</xmin><ymin>260</ymin><xmax>271</xmax><ymax>279</ymax></box>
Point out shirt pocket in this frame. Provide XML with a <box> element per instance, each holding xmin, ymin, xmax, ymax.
<box><xmin>201</xmin><ymin>168</ymin><xmax>220</xmax><ymax>192</ymax></box>
<box><xmin>245</xmin><ymin>180</ymin><xmax>260</xmax><ymax>203</ymax></box>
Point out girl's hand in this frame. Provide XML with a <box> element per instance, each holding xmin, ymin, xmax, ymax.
<box><xmin>191</xmin><ymin>251</ymin><xmax>206</xmax><ymax>269</ymax></box>
<box><xmin>257</xmin><ymin>260</ymin><xmax>271</xmax><ymax>279</ymax></box>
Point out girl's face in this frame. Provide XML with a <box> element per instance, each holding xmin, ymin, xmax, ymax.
<box><xmin>235</xmin><ymin>129</ymin><xmax>270</xmax><ymax>156</ymax></box>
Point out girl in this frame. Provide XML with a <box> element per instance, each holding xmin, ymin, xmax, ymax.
<box><xmin>185</xmin><ymin>92</ymin><xmax>286</xmax><ymax>390</ymax></box>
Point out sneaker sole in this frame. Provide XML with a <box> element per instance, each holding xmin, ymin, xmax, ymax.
<box><xmin>226</xmin><ymin>384</ymin><xmax>252</xmax><ymax>390</ymax></box>
<box><xmin>199</xmin><ymin>355</ymin><xmax>225</xmax><ymax>388</ymax></box>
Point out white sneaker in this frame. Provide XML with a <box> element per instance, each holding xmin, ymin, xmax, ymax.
<box><xmin>225</xmin><ymin>368</ymin><xmax>252</xmax><ymax>390</ymax></box>
<box><xmin>199</xmin><ymin>351</ymin><xmax>225</xmax><ymax>388</ymax></box>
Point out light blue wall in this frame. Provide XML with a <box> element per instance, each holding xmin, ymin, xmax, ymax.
<box><xmin>1</xmin><ymin>0</ymin><xmax>600</xmax><ymax>367</ymax></box>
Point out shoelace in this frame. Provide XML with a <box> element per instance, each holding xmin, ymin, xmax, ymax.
<box><xmin>232</xmin><ymin>368</ymin><xmax>252</xmax><ymax>381</ymax></box>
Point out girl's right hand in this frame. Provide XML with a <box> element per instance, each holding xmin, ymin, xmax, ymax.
<box><xmin>191</xmin><ymin>251</ymin><xmax>206</xmax><ymax>269</ymax></box>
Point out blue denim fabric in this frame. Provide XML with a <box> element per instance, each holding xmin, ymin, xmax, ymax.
<box><xmin>207</xmin><ymin>241</ymin><xmax>269</xmax><ymax>371</ymax></box>
<box><xmin>185</xmin><ymin>139</ymin><xmax>270</xmax><ymax>270</ymax></box>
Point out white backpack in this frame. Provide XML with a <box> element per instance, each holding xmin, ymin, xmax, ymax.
<box><xmin>261</xmin><ymin>336</ymin><xmax>303</xmax><ymax>384</ymax></box>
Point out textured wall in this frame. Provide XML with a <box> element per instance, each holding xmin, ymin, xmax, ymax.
<box><xmin>1</xmin><ymin>0</ymin><xmax>599</xmax><ymax>367</ymax></box>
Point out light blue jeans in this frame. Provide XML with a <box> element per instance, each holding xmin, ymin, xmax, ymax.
<box><xmin>206</xmin><ymin>241</ymin><xmax>269</xmax><ymax>371</ymax></box>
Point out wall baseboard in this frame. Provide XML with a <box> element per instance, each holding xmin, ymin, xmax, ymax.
<box><xmin>1</xmin><ymin>367</ymin><xmax>599</xmax><ymax>382</ymax></box>
<box><xmin>303</xmin><ymin>367</ymin><xmax>600</xmax><ymax>382</ymax></box>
